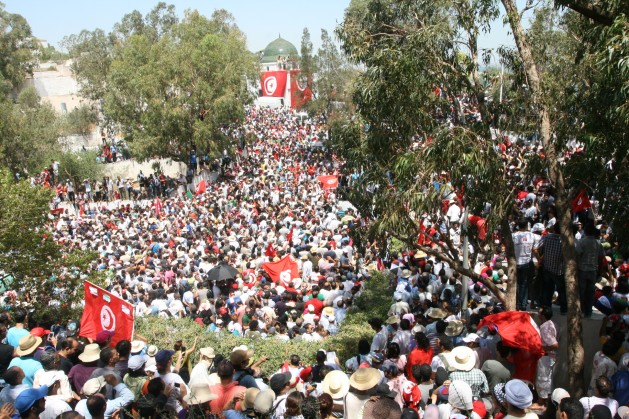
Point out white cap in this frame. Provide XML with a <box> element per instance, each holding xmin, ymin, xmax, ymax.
<box><xmin>462</xmin><ymin>333</ymin><xmax>480</xmax><ymax>343</ymax></box>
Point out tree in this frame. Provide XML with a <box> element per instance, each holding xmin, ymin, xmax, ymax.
<box><xmin>294</xmin><ymin>28</ymin><xmax>316</xmax><ymax>109</ymax></box>
<box><xmin>335</xmin><ymin>0</ymin><xmax>628</xmax><ymax>395</ymax></box>
<box><xmin>62</xmin><ymin>104</ymin><xmax>99</xmax><ymax>137</ymax></box>
<box><xmin>0</xmin><ymin>87</ymin><xmax>61</xmax><ymax>176</ymax></box>
<box><xmin>0</xmin><ymin>3</ymin><xmax>37</xmax><ymax>93</ymax></box>
<box><xmin>307</xmin><ymin>29</ymin><xmax>356</xmax><ymax>119</ymax></box>
<box><xmin>335</xmin><ymin>0</ymin><xmax>520</xmax><ymax>307</ymax></box>
<box><xmin>0</xmin><ymin>169</ymin><xmax>97</xmax><ymax>322</ymax></box>
<box><xmin>61</xmin><ymin>28</ymin><xmax>113</xmax><ymax>102</ymax></box>
<box><xmin>63</xmin><ymin>4</ymin><xmax>257</xmax><ymax>163</ymax></box>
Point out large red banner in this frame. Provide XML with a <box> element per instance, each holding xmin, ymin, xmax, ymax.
<box><xmin>262</xmin><ymin>255</ymin><xmax>299</xmax><ymax>286</ymax></box>
<box><xmin>80</xmin><ymin>281</ymin><xmax>134</xmax><ymax>346</ymax></box>
<box><xmin>290</xmin><ymin>70</ymin><xmax>313</xmax><ymax>109</ymax></box>
<box><xmin>261</xmin><ymin>71</ymin><xmax>288</xmax><ymax>97</ymax></box>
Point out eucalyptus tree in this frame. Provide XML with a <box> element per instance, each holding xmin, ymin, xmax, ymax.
<box><xmin>336</xmin><ymin>0</ymin><xmax>627</xmax><ymax>394</ymax></box>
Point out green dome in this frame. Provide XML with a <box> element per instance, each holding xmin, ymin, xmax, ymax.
<box><xmin>260</xmin><ymin>37</ymin><xmax>299</xmax><ymax>64</ymax></box>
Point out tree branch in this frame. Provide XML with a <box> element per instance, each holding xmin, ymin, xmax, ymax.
<box><xmin>557</xmin><ymin>0</ymin><xmax>614</xmax><ymax>26</ymax></box>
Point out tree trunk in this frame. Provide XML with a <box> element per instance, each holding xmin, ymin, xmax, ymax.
<box><xmin>501</xmin><ymin>218</ymin><xmax>517</xmax><ymax>311</ymax></box>
<box><xmin>501</xmin><ymin>0</ymin><xmax>585</xmax><ymax>395</ymax></box>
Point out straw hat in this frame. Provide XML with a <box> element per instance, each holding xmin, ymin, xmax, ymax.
<box><xmin>450</xmin><ymin>346</ymin><xmax>476</xmax><ymax>372</ymax></box>
<box><xmin>78</xmin><ymin>343</ymin><xmax>101</xmax><ymax>363</ymax></box>
<box><xmin>130</xmin><ymin>340</ymin><xmax>146</xmax><ymax>354</ymax></box>
<box><xmin>425</xmin><ymin>308</ymin><xmax>447</xmax><ymax>319</ymax></box>
<box><xmin>322</xmin><ymin>306</ymin><xmax>335</xmax><ymax>318</ymax></box>
<box><xmin>184</xmin><ymin>383</ymin><xmax>218</xmax><ymax>405</ymax></box>
<box><xmin>147</xmin><ymin>345</ymin><xmax>158</xmax><ymax>357</ymax></box>
<box><xmin>16</xmin><ymin>334</ymin><xmax>42</xmax><ymax>356</ymax></box>
<box><xmin>242</xmin><ymin>388</ymin><xmax>260</xmax><ymax>411</ymax></box>
<box><xmin>349</xmin><ymin>368</ymin><xmax>380</xmax><ymax>391</ymax></box>
<box><xmin>445</xmin><ymin>320</ymin><xmax>464</xmax><ymax>337</ymax></box>
<box><xmin>386</xmin><ymin>315</ymin><xmax>399</xmax><ymax>325</ymax></box>
<box><xmin>200</xmin><ymin>347</ymin><xmax>216</xmax><ymax>359</ymax></box>
<box><xmin>322</xmin><ymin>370</ymin><xmax>350</xmax><ymax>399</ymax></box>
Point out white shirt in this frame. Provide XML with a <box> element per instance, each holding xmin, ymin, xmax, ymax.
<box><xmin>155</xmin><ymin>372</ymin><xmax>188</xmax><ymax>413</ymax></box>
<box><xmin>41</xmin><ymin>395</ymin><xmax>72</xmax><ymax>419</ymax></box>
<box><xmin>513</xmin><ymin>231</ymin><xmax>535</xmax><ymax>266</ymax></box>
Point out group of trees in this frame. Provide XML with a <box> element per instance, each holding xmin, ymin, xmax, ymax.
<box><xmin>62</xmin><ymin>3</ymin><xmax>257</xmax><ymax>163</ymax></box>
<box><xmin>0</xmin><ymin>3</ymin><xmax>102</xmax><ymax>323</ymax></box>
<box><xmin>331</xmin><ymin>0</ymin><xmax>627</xmax><ymax>395</ymax></box>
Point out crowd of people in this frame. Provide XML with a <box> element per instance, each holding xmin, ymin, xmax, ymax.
<box><xmin>0</xmin><ymin>106</ymin><xmax>628</xmax><ymax>419</ymax></box>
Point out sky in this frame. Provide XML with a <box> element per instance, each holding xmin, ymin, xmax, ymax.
<box><xmin>4</xmin><ymin>0</ymin><xmax>514</xmax><ymax>57</ymax></box>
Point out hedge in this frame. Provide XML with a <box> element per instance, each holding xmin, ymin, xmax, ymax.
<box><xmin>134</xmin><ymin>272</ymin><xmax>393</xmax><ymax>378</ymax></box>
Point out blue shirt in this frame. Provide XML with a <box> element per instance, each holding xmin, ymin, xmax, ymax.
<box><xmin>6</xmin><ymin>328</ymin><xmax>29</xmax><ymax>348</ymax></box>
<box><xmin>8</xmin><ymin>357</ymin><xmax>43</xmax><ymax>386</ymax></box>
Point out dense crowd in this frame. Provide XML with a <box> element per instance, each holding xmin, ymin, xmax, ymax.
<box><xmin>1</xmin><ymin>106</ymin><xmax>628</xmax><ymax>419</ymax></box>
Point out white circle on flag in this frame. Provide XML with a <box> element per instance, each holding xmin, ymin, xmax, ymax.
<box><xmin>327</xmin><ymin>179</ymin><xmax>335</xmax><ymax>185</ymax></box>
<box><xmin>100</xmin><ymin>305</ymin><xmax>116</xmax><ymax>331</ymax></box>
<box><xmin>264</xmin><ymin>76</ymin><xmax>277</xmax><ymax>95</ymax></box>
<box><xmin>279</xmin><ymin>270</ymin><xmax>292</xmax><ymax>284</ymax></box>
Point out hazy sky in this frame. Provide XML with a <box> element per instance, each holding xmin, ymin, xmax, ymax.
<box><xmin>5</xmin><ymin>0</ymin><xmax>514</xmax><ymax>56</ymax></box>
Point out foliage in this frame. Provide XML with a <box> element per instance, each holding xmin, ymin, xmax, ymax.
<box><xmin>135</xmin><ymin>273</ymin><xmax>392</xmax><ymax>377</ymax></box>
<box><xmin>0</xmin><ymin>87</ymin><xmax>61</xmax><ymax>176</ymax></box>
<box><xmin>37</xmin><ymin>44</ymin><xmax>69</xmax><ymax>63</ymax></box>
<box><xmin>333</xmin><ymin>0</ymin><xmax>515</xmax><ymax>303</ymax></box>
<box><xmin>62</xmin><ymin>4</ymin><xmax>257</xmax><ymax>163</ymax></box>
<box><xmin>306</xmin><ymin>29</ymin><xmax>356</xmax><ymax>119</ymax></box>
<box><xmin>0</xmin><ymin>169</ymin><xmax>99</xmax><ymax>323</ymax></box>
<box><xmin>52</xmin><ymin>150</ymin><xmax>102</xmax><ymax>186</ymax></box>
<box><xmin>552</xmin><ymin>12</ymin><xmax>629</xmax><ymax>246</ymax></box>
<box><xmin>61</xmin><ymin>104</ymin><xmax>99</xmax><ymax>137</ymax></box>
<box><xmin>0</xmin><ymin>3</ymin><xmax>37</xmax><ymax>93</ymax></box>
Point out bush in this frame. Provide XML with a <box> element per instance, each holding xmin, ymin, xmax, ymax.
<box><xmin>134</xmin><ymin>272</ymin><xmax>393</xmax><ymax>378</ymax></box>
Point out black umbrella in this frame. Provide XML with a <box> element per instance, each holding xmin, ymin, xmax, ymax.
<box><xmin>206</xmin><ymin>263</ymin><xmax>238</xmax><ymax>282</ymax></box>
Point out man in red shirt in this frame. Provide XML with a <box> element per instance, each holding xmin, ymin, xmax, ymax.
<box><xmin>209</xmin><ymin>359</ymin><xmax>246</xmax><ymax>415</ymax></box>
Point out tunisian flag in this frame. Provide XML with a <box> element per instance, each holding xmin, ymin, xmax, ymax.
<box><xmin>478</xmin><ymin>311</ymin><xmax>542</xmax><ymax>356</ymax></box>
<box><xmin>261</xmin><ymin>71</ymin><xmax>288</xmax><ymax>97</ymax></box>
<box><xmin>290</xmin><ymin>70</ymin><xmax>313</xmax><ymax>109</ymax></box>
<box><xmin>571</xmin><ymin>189</ymin><xmax>591</xmax><ymax>213</ymax></box>
<box><xmin>262</xmin><ymin>255</ymin><xmax>300</xmax><ymax>286</ymax></box>
<box><xmin>317</xmin><ymin>175</ymin><xmax>338</xmax><ymax>190</ymax></box>
<box><xmin>80</xmin><ymin>281</ymin><xmax>134</xmax><ymax>347</ymax></box>
<box><xmin>196</xmin><ymin>179</ymin><xmax>207</xmax><ymax>195</ymax></box>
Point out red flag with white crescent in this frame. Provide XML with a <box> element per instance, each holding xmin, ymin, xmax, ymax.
<box><xmin>571</xmin><ymin>189</ymin><xmax>591</xmax><ymax>213</ymax></box>
<box><xmin>317</xmin><ymin>175</ymin><xmax>338</xmax><ymax>190</ymax></box>
<box><xmin>80</xmin><ymin>281</ymin><xmax>134</xmax><ymax>347</ymax></box>
<box><xmin>261</xmin><ymin>71</ymin><xmax>288</xmax><ymax>97</ymax></box>
<box><xmin>262</xmin><ymin>255</ymin><xmax>299</xmax><ymax>286</ymax></box>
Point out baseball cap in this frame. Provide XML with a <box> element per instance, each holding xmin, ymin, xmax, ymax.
<box><xmin>30</xmin><ymin>327</ymin><xmax>51</xmax><ymax>338</ymax></box>
<box><xmin>155</xmin><ymin>349</ymin><xmax>175</xmax><ymax>365</ymax></box>
<box><xmin>14</xmin><ymin>386</ymin><xmax>48</xmax><ymax>414</ymax></box>
<box><xmin>270</xmin><ymin>372</ymin><xmax>292</xmax><ymax>394</ymax></box>
<box><xmin>462</xmin><ymin>333</ymin><xmax>481</xmax><ymax>343</ymax></box>
<box><xmin>95</xmin><ymin>330</ymin><xmax>114</xmax><ymax>344</ymax></box>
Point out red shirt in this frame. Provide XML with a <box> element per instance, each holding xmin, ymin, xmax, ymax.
<box><xmin>406</xmin><ymin>347</ymin><xmax>434</xmax><ymax>383</ymax></box>
<box><xmin>305</xmin><ymin>297</ymin><xmax>323</xmax><ymax>315</ymax></box>
<box><xmin>209</xmin><ymin>382</ymin><xmax>246</xmax><ymax>415</ymax></box>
